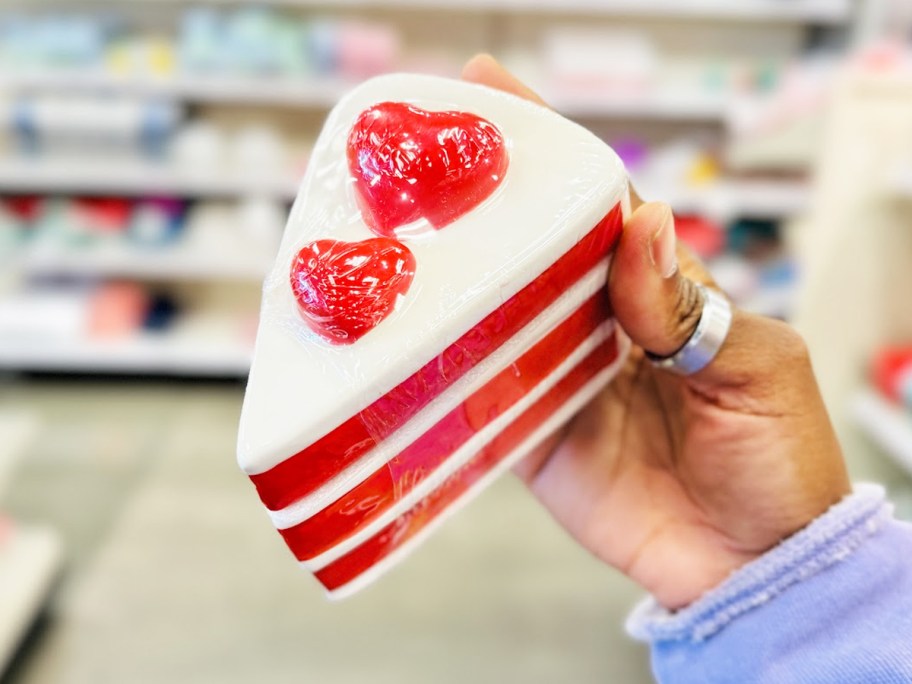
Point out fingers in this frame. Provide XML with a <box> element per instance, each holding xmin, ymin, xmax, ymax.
<box><xmin>610</xmin><ymin>202</ymin><xmax>811</xmax><ymax>390</ymax></box>
<box><xmin>609</xmin><ymin>202</ymin><xmax>716</xmax><ymax>358</ymax></box>
<box><xmin>460</xmin><ymin>54</ymin><xmax>549</xmax><ymax>107</ymax></box>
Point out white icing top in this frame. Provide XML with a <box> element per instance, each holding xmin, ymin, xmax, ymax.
<box><xmin>238</xmin><ymin>73</ymin><xmax>626</xmax><ymax>475</ymax></box>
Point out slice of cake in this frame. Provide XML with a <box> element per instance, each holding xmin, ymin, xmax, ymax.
<box><xmin>238</xmin><ymin>73</ymin><xmax>629</xmax><ymax>596</ymax></box>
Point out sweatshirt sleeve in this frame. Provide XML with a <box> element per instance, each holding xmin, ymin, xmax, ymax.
<box><xmin>626</xmin><ymin>484</ymin><xmax>912</xmax><ymax>684</ymax></box>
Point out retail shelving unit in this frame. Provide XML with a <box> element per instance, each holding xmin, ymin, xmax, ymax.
<box><xmin>0</xmin><ymin>159</ymin><xmax>298</xmax><ymax>199</ymax></box>
<box><xmin>0</xmin><ymin>0</ymin><xmax>856</xmax><ymax>377</ymax></box>
<box><xmin>138</xmin><ymin>0</ymin><xmax>853</xmax><ymax>23</ymax></box>
<box><xmin>851</xmin><ymin>390</ymin><xmax>912</xmax><ymax>478</ymax></box>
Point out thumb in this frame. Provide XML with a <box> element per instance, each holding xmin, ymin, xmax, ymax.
<box><xmin>609</xmin><ymin>202</ymin><xmax>713</xmax><ymax>360</ymax></box>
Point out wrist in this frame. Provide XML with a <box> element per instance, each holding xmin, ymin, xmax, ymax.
<box><xmin>627</xmin><ymin>485</ymin><xmax>890</xmax><ymax>642</ymax></box>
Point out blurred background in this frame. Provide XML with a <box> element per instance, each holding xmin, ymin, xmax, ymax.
<box><xmin>1</xmin><ymin>0</ymin><xmax>912</xmax><ymax>682</ymax></box>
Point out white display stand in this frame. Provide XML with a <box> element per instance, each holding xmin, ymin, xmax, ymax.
<box><xmin>791</xmin><ymin>71</ymin><xmax>912</xmax><ymax>434</ymax></box>
<box><xmin>0</xmin><ymin>524</ymin><xmax>62</xmax><ymax>675</ymax></box>
<box><xmin>0</xmin><ymin>411</ymin><xmax>63</xmax><ymax>676</ymax></box>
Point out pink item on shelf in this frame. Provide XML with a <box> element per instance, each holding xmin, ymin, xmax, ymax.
<box><xmin>72</xmin><ymin>198</ymin><xmax>133</xmax><ymax>235</ymax></box>
<box><xmin>873</xmin><ymin>346</ymin><xmax>912</xmax><ymax>403</ymax></box>
<box><xmin>237</xmin><ymin>74</ymin><xmax>630</xmax><ymax>598</ymax></box>
<box><xmin>674</xmin><ymin>214</ymin><xmax>726</xmax><ymax>259</ymax></box>
<box><xmin>88</xmin><ymin>282</ymin><xmax>149</xmax><ymax>339</ymax></box>
<box><xmin>336</xmin><ymin>21</ymin><xmax>400</xmax><ymax>80</ymax></box>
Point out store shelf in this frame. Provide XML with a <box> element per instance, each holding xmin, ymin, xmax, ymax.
<box><xmin>643</xmin><ymin>178</ymin><xmax>811</xmax><ymax>220</ymax></box>
<box><xmin>0</xmin><ymin>71</ymin><xmax>350</xmax><ymax>108</ymax></box>
<box><xmin>19</xmin><ymin>245</ymin><xmax>272</xmax><ymax>283</ymax></box>
<box><xmin>852</xmin><ymin>389</ymin><xmax>912</xmax><ymax>478</ymax></box>
<box><xmin>1</xmin><ymin>71</ymin><xmax>740</xmax><ymax>121</ymax></box>
<box><xmin>552</xmin><ymin>90</ymin><xmax>729</xmax><ymax>121</ymax></box>
<box><xmin>0</xmin><ymin>334</ymin><xmax>252</xmax><ymax>376</ymax></box>
<box><xmin>140</xmin><ymin>0</ymin><xmax>852</xmax><ymax>23</ymax></box>
<box><xmin>0</xmin><ymin>524</ymin><xmax>62</xmax><ymax>675</ymax></box>
<box><xmin>0</xmin><ymin>160</ymin><xmax>299</xmax><ymax>200</ymax></box>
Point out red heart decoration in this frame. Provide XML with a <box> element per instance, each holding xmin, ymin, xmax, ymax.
<box><xmin>347</xmin><ymin>102</ymin><xmax>509</xmax><ymax>237</ymax></box>
<box><xmin>290</xmin><ymin>238</ymin><xmax>416</xmax><ymax>345</ymax></box>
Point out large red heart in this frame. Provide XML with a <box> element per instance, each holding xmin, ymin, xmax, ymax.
<box><xmin>290</xmin><ymin>238</ymin><xmax>416</xmax><ymax>345</ymax></box>
<box><xmin>347</xmin><ymin>102</ymin><xmax>509</xmax><ymax>237</ymax></box>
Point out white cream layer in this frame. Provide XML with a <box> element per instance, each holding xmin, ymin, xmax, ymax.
<box><xmin>238</xmin><ymin>74</ymin><xmax>627</xmax><ymax>476</ymax></box>
<box><xmin>303</xmin><ymin>318</ymin><xmax>618</xmax><ymax>570</ymax></box>
<box><xmin>323</xmin><ymin>329</ymin><xmax>631</xmax><ymax>600</ymax></box>
<box><xmin>268</xmin><ymin>259</ymin><xmax>609</xmax><ymax>530</ymax></box>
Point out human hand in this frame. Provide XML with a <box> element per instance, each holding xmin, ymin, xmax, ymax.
<box><xmin>462</xmin><ymin>54</ymin><xmax>851</xmax><ymax>609</ymax></box>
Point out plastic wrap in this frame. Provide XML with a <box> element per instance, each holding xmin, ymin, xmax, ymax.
<box><xmin>237</xmin><ymin>74</ymin><xmax>630</xmax><ymax>598</ymax></box>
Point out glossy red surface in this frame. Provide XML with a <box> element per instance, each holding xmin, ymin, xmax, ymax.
<box><xmin>251</xmin><ymin>204</ymin><xmax>623</xmax><ymax>511</ymax></box>
<box><xmin>347</xmin><ymin>102</ymin><xmax>509</xmax><ymax>236</ymax></box>
<box><xmin>280</xmin><ymin>293</ymin><xmax>610</xmax><ymax>560</ymax></box>
<box><xmin>289</xmin><ymin>238</ymin><xmax>416</xmax><ymax>345</ymax></box>
<box><xmin>315</xmin><ymin>332</ymin><xmax>621</xmax><ymax>592</ymax></box>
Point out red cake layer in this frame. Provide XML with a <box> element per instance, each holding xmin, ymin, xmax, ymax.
<box><xmin>279</xmin><ymin>293</ymin><xmax>611</xmax><ymax>560</ymax></box>
<box><xmin>314</xmin><ymin>334</ymin><xmax>621</xmax><ymax>592</ymax></box>
<box><xmin>250</xmin><ymin>203</ymin><xmax>623</xmax><ymax>511</ymax></box>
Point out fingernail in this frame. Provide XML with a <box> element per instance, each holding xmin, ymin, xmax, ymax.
<box><xmin>650</xmin><ymin>206</ymin><xmax>678</xmax><ymax>279</ymax></box>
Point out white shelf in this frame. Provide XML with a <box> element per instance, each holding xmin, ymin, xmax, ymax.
<box><xmin>0</xmin><ymin>71</ymin><xmax>350</xmax><ymax>108</ymax></box>
<box><xmin>139</xmin><ymin>0</ymin><xmax>852</xmax><ymax>23</ymax></box>
<box><xmin>20</xmin><ymin>245</ymin><xmax>272</xmax><ymax>283</ymax></box>
<box><xmin>852</xmin><ymin>389</ymin><xmax>912</xmax><ymax>478</ymax></box>
<box><xmin>0</xmin><ymin>156</ymin><xmax>807</xmax><ymax>224</ymax></box>
<box><xmin>0</xmin><ymin>160</ymin><xmax>299</xmax><ymax>200</ymax></box>
<box><xmin>1</xmin><ymin>71</ymin><xmax>741</xmax><ymax>121</ymax></box>
<box><xmin>643</xmin><ymin>178</ymin><xmax>811</xmax><ymax>220</ymax></box>
<box><xmin>0</xmin><ymin>524</ymin><xmax>62</xmax><ymax>675</ymax></box>
<box><xmin>552</xmin><ymin>90</ymin><xmax>729</xmax><ymax>121</ymax></box>
<box><xmin>0</xmin><ymin>335</ymin><xmax>252</xmax><ymax>376</ymax></box>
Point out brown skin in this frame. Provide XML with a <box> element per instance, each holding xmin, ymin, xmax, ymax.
<box><xmin>462</xmin><ymin>54</ymin><xmax>851</xmax><ymax>609</ymax></box>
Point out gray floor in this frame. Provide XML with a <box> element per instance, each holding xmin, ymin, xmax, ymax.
<box><xmin>1</xmin><ymin>378</ymin><xmax>653</xmax><ymax>684</ymax></box>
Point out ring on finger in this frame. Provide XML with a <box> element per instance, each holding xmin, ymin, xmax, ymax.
<box><xmin>646</xmin><ymin>284</ymin><xmax>733</xmax><ymax>376</ymax></box>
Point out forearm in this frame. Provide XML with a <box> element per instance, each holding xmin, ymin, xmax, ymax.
<box><xmin>627</xmin><ymin>484</ymin><xmax>912</xmax><ymax>684</ymax></box>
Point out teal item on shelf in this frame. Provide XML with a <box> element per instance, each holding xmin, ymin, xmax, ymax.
<box><xmin>179</xmin><ymin>8</ymin><xmax>226</xmax><ymax>73</ymax></box>
<box><xmin>223</xmin><ymin>7</ymin><xmax>285</xmax><ymax>74</ymax></box>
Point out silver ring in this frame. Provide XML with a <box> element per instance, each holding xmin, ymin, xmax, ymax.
<box><xmin>647</xmin><ymin>284</ymin><xmax>733</xmax><ymax>375</ymax></box>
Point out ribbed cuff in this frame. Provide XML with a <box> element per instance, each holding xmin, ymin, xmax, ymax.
<box><xmin>626</xmin><ymin>483</ymin><xmax>891</xmax><ymax>644</ymax></box>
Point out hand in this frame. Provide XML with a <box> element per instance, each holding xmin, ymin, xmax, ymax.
<box><xmin>462</xmin><ymin>55</ymin><xmax>851</xmax><ymax>609</ymax></box>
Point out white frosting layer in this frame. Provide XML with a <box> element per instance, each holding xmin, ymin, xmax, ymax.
<box><xmin>268</xmin><ymin>260</ymin><xmax>609</xmax><ymax>529</ymax></box>
<box><xmin>323</xmin><ymin>328</ymin><xmax>631</xmax><ymax>600</ymax></box>
<box><xmin>304</xmin><ymin>319</ymin><xmax>617</xmax><ymax>569</ymax></box>
<box><xmin>238</xmin><ymin>73</ymin><xmax>627</xmax><ymax>476</ymax></box>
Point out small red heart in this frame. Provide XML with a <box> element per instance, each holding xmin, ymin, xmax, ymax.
<box><xmin>290</xmin><ymin>238</ymin><xmax>416</xmax><ymax>345</ymax></box>
<box><xmin>347</xmin><ymin>102</ymin><xmax>509</xmax><ymax>237</ymax></box>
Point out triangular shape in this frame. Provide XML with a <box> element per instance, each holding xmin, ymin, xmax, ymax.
<box><xmin>238</xmin><ymin>74</ymin><xmax>629</xmax><ymax>597</ymax></box>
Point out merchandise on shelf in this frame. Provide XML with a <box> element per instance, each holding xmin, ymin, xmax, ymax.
<box><xmin>1</xmin><ymin>9</ymin><xmax>402</xmax><ymax>83</ymax></box>
<box><xmin>128</xmin><ymin>197</ymin><xmax>186</xmax><ymax>246</ymax></box>
<box><xmin>178</xmin><ymin>8</ymin><xmax>400</xmax><ymax>80</ymax></box>
<box><xmin>543</xmin><ymin>28</ymin><xmax>658</xmax><ymax>95</ymax></box>
<box><xmin>8</xmin><ymin>94</ymin><xmax>183</xmax><ymax>159</ymax></box>
<box><xmin>674</xmin><ymin>214</ymin><xmax>726</xmax><ymax>259</ymax></box>
<box><xmin>873</xmin><ymin>347</ymin><xmax>912</xmax><ymax>407</ymax></box>
<box><xmin>0</xmin><ymin>13</ymin><xmax>116</xmax><ymax>70</ymax></box>
<box><xmin>87</xmin><ymin>281</ymin><xmax>150</xmax><ymax>339</ymax></box>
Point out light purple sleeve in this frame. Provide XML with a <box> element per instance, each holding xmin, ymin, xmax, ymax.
<box><xmin>627</xmin><ymin>484</ymin><xmax>912</xmax><ymax>683</ymax></box>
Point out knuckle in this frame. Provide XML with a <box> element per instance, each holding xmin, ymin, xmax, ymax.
<box><xmin>774</xmin><ymin>321</ymin><xmax>811</xmax><ymax>366</ymax></box>
<box><xmin>667</xmin><ymin>279</ymin><xmax>704</xmax><ymax>346</ymax></box>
